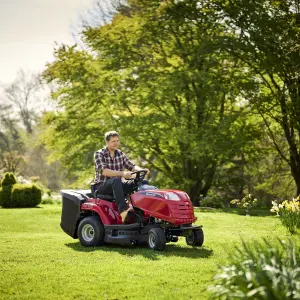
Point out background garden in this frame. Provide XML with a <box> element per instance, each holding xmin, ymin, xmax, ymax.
<box><xmin>0</xmin><ymin>0</ymin><xmax>299</xmax><ymax>299</ymax></box>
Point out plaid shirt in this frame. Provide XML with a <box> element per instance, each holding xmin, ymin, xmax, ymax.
<box><xmin>94</xmin><ymin>147</ymin><xmax>135</xmax><ymax>184</ymax></box>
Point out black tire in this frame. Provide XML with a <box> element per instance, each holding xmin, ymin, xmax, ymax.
<box><xmin>78</xmin><ymin>216</ymin><xmax>105</xmax><ymax>247</ymax></box>
<box><xmin>186</xmin><ymin>228</ymin><xmax>204</xmax><ymax>247</ymax></box>
<box><xmin>148</xmin><ymin>228</ymin><xmax>166</xmax><ymax>251</ymax></box>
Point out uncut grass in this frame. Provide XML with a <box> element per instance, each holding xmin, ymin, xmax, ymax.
<box><xmin>0</xmin><ymin>205</ymin><xmax>290</xmax><ymax>299</ymax></box>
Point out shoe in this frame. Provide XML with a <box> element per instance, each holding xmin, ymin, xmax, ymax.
<box><xmin>120</xmin><ymin>207</ymin><xmax>134</xmax><ymax>223</ymax></box>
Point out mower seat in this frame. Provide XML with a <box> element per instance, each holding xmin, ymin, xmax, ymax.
<box><xmin>95</xmin><ymin>193</ymin><xmax>115</xmax><ymax>201</ymax></box>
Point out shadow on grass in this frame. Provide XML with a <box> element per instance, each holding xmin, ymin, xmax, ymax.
<box><xmin>194</xmin><ymin>207</ymin><xmax>272</xmax><ymax>217</ymax></box>
<box><xmin>65</xmin><ymin>242</ymin><xmax>213</xmax><ymax>261</ymax></box>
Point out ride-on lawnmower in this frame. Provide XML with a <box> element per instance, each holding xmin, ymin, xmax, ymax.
<box><xmin>60</xmin><ymin>170</ymin><xmax>203</xmax><ymax>251</ymax></box>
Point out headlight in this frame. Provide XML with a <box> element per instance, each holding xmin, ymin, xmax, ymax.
<box><xmin>164</xmin><ymin>192</ymin><xmax>181</xmax><ymax>201</ymax></box>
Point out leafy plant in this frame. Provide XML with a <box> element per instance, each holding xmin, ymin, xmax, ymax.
<box><xmin>271</xmin><ymin>197</ymin><xmax>300</xmax><ymax>234</ymax></box>
<box><xmin>10</xmin><ymin>184</ymin><xmax>42</xmax><ymax>208</ymax></box>
<box><xmin>200</xmin><ymin>195</ymin><xmax>225</xmax><ymax>208</ymax></box>
<box><xmin>210</xmin><ymin>239</ymin><xmax>300</xmax><ymax>300</ymax></box>
<box><xmin>0</xmin><ymin>172</ymin><xmax>17</xmax><ymax>207</ymax></box>
<box><xmin>230</xmin><ymin>194</ymin><xmax>258</xmax><ymax>215</ymax></box>
<box><xmin>1</xmin><ymin>172</ymin><xmax>17</xmax><ymax>186</ymax></box>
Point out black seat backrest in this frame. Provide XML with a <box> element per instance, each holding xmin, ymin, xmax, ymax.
<box><xmin>90</xmin><ymin>183</ymin><xmax>116</xmax><ymax>201</ymax></box>
<box><xmin>96</xmin><ymin>194</ymin><xmax>115</xmax><ymax>201</ymax></box>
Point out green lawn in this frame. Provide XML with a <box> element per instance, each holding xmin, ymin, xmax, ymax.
<box><xmin>0</xmin><ymin>204</ymin><xmax>292</xmax><ymax>299</ymax></box>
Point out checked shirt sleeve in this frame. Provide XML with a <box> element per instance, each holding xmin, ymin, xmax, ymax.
<box><xmin>94</xmin><ymin>151</ymin><xmax>108</xmax><ymax>173</ymax></box>
<box><xmin>122</xmin><ymin>153</ymin><xmax>135</xmax><ymax>171</ymax></box>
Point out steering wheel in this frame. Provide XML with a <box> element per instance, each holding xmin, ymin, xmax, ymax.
<box><xmin>130</xmin><ymin>169</ymin><xmax>148</xmax><ymax>186</ymax></box>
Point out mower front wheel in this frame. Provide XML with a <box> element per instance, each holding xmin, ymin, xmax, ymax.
<box><xmin>148</xmin><ymin>228</ymin><xmax>166</xmax><ymax>251</ymax></box>
<box><xmin>186</xmin><ymin>228</ymin><xmax>204</xmax><ymax>247</ymax></box>
<box><xmin>78</xmin><ymin>216</ymin><xmax>105</xmax><ymax>247</ymax></box>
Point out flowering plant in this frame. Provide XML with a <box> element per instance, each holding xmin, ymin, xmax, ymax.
<box><xmin>230</xmin><ymin>194</ymin><xmax>258</xmax><ymax>215</ymax></box>
<box><xmin>270</xmin><ymin>196</ymin><xmax>300</xmax><ymax>234</ymax></box>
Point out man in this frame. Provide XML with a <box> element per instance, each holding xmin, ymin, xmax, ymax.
<box><xmin>93</xmin><ymin>131</ymin><xmax>149</xmax><ymax>223</ymax></box>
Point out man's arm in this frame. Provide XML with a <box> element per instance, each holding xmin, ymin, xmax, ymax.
<box><xmin>102</xmin><ymin>169</ymin><xmax>131</xmax><ymax>178</ymax></box>
<box><xmin>122</xmin><ymin>152</ymin><xmax>150</xmax><ymax>175</ymax></box>
<box><xmin>95</xmin><ymin>151</ymin><xmax>131</xmax><ymax>179</ymax></box>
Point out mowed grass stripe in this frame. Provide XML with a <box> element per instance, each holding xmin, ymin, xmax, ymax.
<box><xmin>0</xmin><ymin>204</ymin><xmax>290</xmax><ymax>299</ymax></box>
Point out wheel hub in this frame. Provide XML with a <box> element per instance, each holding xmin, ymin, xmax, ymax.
<box><xmin>149</xmin><ymin>233</ymin><xmax>156</xmax><ymax>248</ymax></box>
<box><xmin>82</xmin><ymin>224</ymin><xmax>95</xmax><ymax>242</ymax></box>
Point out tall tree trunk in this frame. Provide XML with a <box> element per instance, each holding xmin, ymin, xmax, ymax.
<box><xmin>188</xmin><ymin>180</ymin><xmax>202</xmax><ymax>206</ymax></box>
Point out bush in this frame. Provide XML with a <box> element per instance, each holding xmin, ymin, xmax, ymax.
<box><xmin>230</xmin><ymin>194</ymin><xmax>258</xmax><ymax>215</ymax></box>
<box><xmin>210</xmin><ymin>239</ymin><xmax>300</xmax><ymax>299</ymax></box>
<box><xmin>41</xmin><ymin>197</ymin><xmax>55</xmax><ymax>205</ymax></box>
<box><xmin>200</xmin><ymin>196</ymin><xmax>225</xmax><ymax>208</ymax></box>
<box><xmin>1</xmin><ymin>172</ymin><xmax>17</xmax><ymax>186</ymax></box>
<box><xmin>0</xmin><ymin>172</ymin><xmax>17</xmax><ymax>207</ymax></box>
<box><xmin>44</xmin><ymin>188</ymin><xmax>51</xmax><ymax>197</ymax></box>
<box><xmin>271</xmin><ymin>197</ymin><xmax>300</xmax><ymax>234</ymax></box>
<box><xmin>10</xmin><ymin>184</ymin><xmax>42</xmax><ymax>208</ymax></box>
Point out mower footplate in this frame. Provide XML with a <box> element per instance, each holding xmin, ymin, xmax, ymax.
<box><xmin>104</xmin><ymin>223</ymin><xmax>141</xmax><ymax>230</ymax></box>
<box><xmin>180</xmin><ymin>225</ymin><xmax>202</xmax><ymax>230</ymax></box>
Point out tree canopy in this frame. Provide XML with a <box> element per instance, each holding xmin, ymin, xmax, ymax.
<box><xmin>42</xmin><ymin>0</ymin><xmax>300</xmax><ymax>203</ymax></box>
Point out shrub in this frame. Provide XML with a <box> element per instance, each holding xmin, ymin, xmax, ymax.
<box><xmin>0</xmin><ymin>172</ymin><xmax>17</xmax><ymax>207</ymax></box>
<box><xmin>44</xmin><ymin>188</ymin><xmax>51</xmax><ymax>197</ymax></box>
<box><xmin>10</xmin><ymin>184</ymin><xmax>42</xmax><ymax>208</ymax></box>
<box><xmin>230</xmin><ymin>194</ymin><xmax>258</xmax><ymax>215</ymax></box>
<box><xmin>271</xmin><ymin>197</ymin><xmax>300</xmax><ymax>234</ymax></box>
<box><xmin>41</xmin><ymin>197</ymin><xmax>55</xmax><ymax>205</ymax></box>
<box><xmin>210</xmin><ymin>239</ymin><xmax>300</xmax><ymax>299</ymax></box>
<box><xmin>200</xmin><ymin>196</ymin><xmax>225</xmax><ymax>208</ymax></box>
<box><xmin>1</xmin><ymin>172</ymin><xmax>17</xmax><ymax>186</ymax></box>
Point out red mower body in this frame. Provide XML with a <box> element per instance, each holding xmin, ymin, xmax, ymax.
<box><xmin>130</xmin><ymin>190</ymin><xmax>197</xmax><ymax>225</ymax></box>
<box><xmin>60</xmin><ymin>177</ymin><xmax>203</xmax><ymax>250</ymax></box>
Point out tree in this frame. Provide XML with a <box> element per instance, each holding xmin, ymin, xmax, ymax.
<box><xmin>213</xmin><ymin>0</ymin><xmax>300</xmax><ymax>195</ymax></box>
<box><xmin>43</xmin><ymin>0</ymin><xmax>260</xmax><ymax>204</ymax></box>
<box><xmin>4</xmin><ymin>70</ymin><xmax>43</xmax><ymax>134</ymax></box>
<box><xmin>0</xmin><ymin>103</ymin><xmax>25</xmax><ymax>174</ymax></box>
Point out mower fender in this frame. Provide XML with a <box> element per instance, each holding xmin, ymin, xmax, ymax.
<box><xmin>81</xmin><ymin>201</ymin><xmax>118</xmax><ymax>225</ymax></box>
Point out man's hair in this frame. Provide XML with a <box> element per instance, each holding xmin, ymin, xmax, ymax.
<box><xmin>105</xmin><ymin>131</ymin><xmax>119</xmax><ymax>142</ymax></box>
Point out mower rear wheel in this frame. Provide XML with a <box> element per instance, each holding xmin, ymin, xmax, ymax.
<box><xmin>186</xmin><ymin>228</ymin><xmax>204</xmax><ymax>247</ymax></box>
<box><xmin>148</xmin><ymin>228</ymin><xmax>166</xmax><ymax>251</ymax></box>
<box><xmin>78</xmin><ymin>216</ymin><xmax>105</xmax><ymax>247</ymax></box>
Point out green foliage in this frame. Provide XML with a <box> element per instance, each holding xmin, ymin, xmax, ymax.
<box><xmin>44</xmin><ymin>188</ymin><xmax>51</xmax><ymax>197</ymax></box>
<box><xmin>210</xmin><ymin>239</ymin><xmax>300</xmax><ymax>300</ymax></box>
<box><xmin>0</xmin><ymin>172</ymin><xmax>17</xmax><ymax>207</ymax></box>
<box><xmin>10</xmin><ymin>184</ymin><xmax>42</xmax><ymax>208</ymax></box>
<box><xmin>271</xmin><ymin>197</ymin><xmax>300</xmax><ymax>234</ymax></box>
<box><xmin>279</xmin><ymin>210</ymin><xmax>300</xmax><ymax>235</ymax></box>
<box><xmin>214</xmin><ymin>0</ymin><xmax>300</xmax><ymax>195</ymax></box>
<box><xmin>1</xmin><ymin>172</ymin><xmax>17</xmax><ymax>186</ymax></box>
<box><xmin>41</xmin><ymin>197</ymin><xmax>56</xmax><ymax>205</ymax></box>
<box><xmin>200</xmin><ymin>195</ymin><xmax>225</xmax><ymax>209</ymax></box>
<box><xmin>1</xmin><ymin>186</ymin><xmax>15</xmax><ymax>208</ymax></box>
<box><xmin>42</xmin><ymin>0</ymin><xmax>263</xmax><ymax>203</ymax></box>
<box><xmin>230</xmin><ymin>194</ymin><xmax>258</xmax><ymax>215</ymax></box>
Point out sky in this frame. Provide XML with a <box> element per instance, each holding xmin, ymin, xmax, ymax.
<box><xmin>0</xmin><ymin>0</ymin><xmax>94</xmax><ymax>85</ymax></box>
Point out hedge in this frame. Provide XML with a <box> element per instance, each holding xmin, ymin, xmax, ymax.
<box><xmin>0</xmin><ymin>173</ymin><xmax>17</xmax><ymax>207</ymax></box>
<box><xmin>10</xmin><ymin>184</ymin><xmax>42</xmax><ymax>208</ymax></box>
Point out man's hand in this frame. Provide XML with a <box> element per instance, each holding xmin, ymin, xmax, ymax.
<box><xmin>134</xmin><ymin>166</ymin><xmax>150</xmax><ymax>176</ymax></box>
<box><xmin>123</xmin><ymin>171</ymin><xmax>132</xmax><ymax>179</ymax></box>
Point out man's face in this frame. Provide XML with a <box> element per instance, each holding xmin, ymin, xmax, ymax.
<box><xmin>106</xmin><ymin>136</ymin><xmax>120</xmax><ymax>150</ymax></box>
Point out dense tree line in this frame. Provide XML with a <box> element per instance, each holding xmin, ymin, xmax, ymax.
<box><xmin>42</xmin><ymin>0</ymin><xmax>299</xmax><ymax>205</ymax></box>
